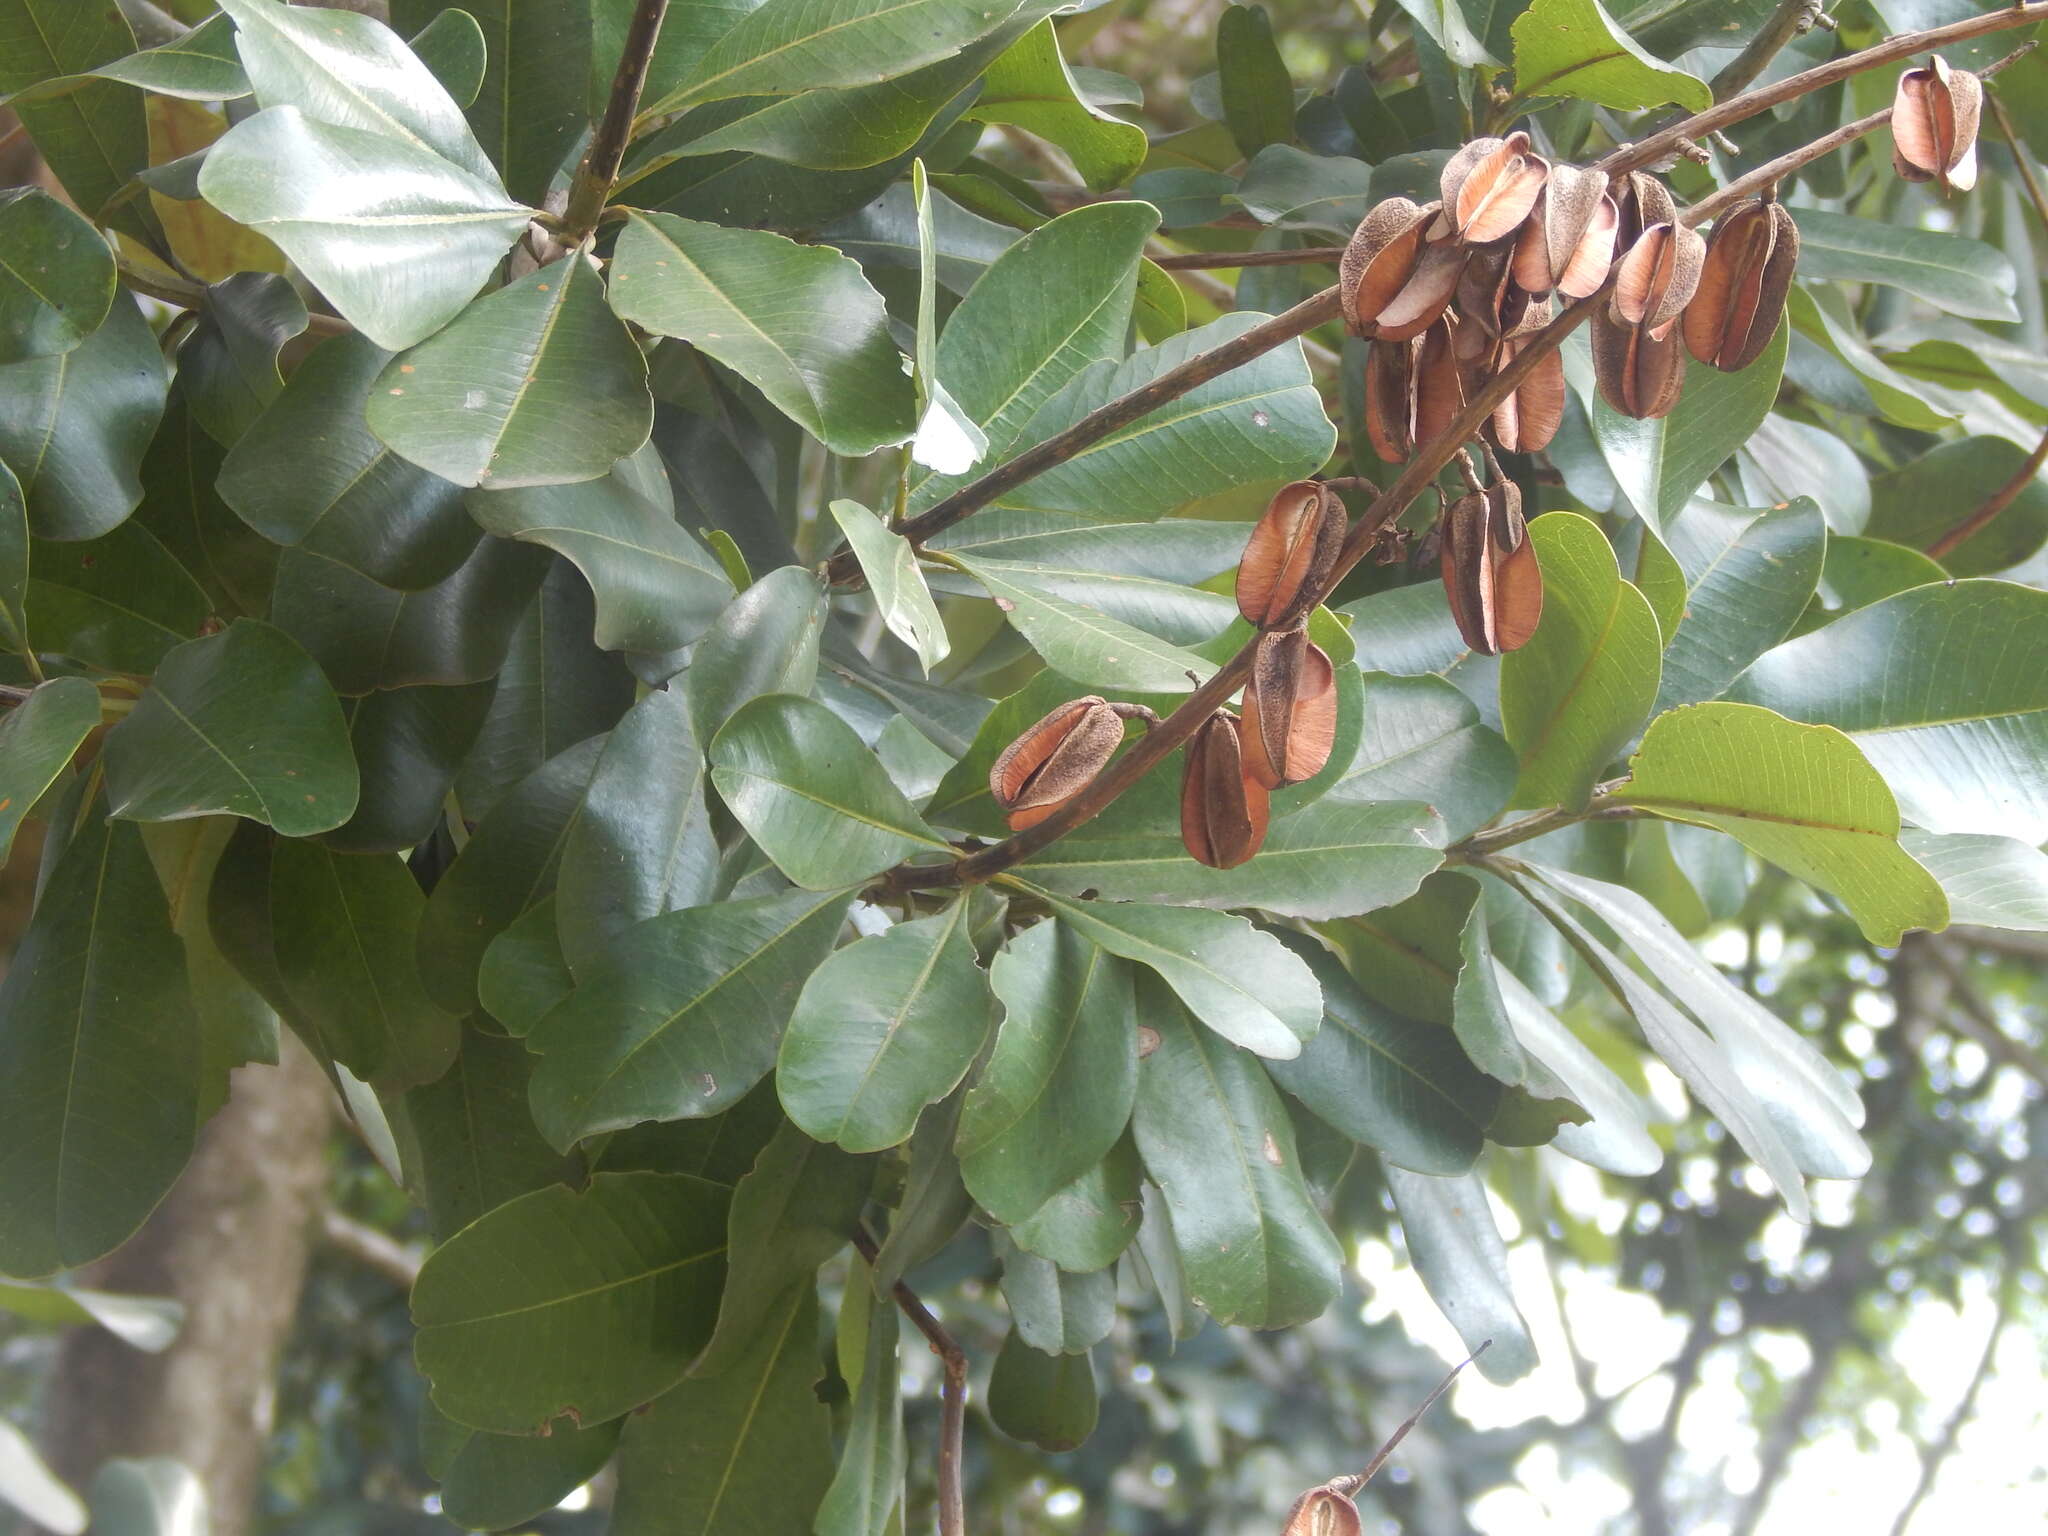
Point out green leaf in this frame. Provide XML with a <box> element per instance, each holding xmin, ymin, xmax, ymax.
<box><xmin>1033</xmin><ymin>889</ymin><xmax>1323</xmax><ymax>1060</ymax></box>
<box><xmin>957</xmin><ymin>921</ymin><xmax>1137</xmax><ymax>1224</ymax></box>
<box><xmin>216</xmin><ymin>0</ymin><xmax>499</xmax><ymax>184</ymax></box>
<box><xmin>1264</xmin><ymin>931</ymin><xmax>1498</xmax><ymax>1176</ymax></box>
<box><xmin>1727</xmin><ymin>580</ymin><xmax>2048</xmax><ymax>841</ymax></box>
<box><xmin>1790</xmin><ymin>208</ymin><xmax>2019</xmax><ymax>323</ymax></box>
<box><xmin>1000</xmin><ymin>1239</ymin><xmax>1115</xmax><ymax>1354</ymax></box>
<box><xmin>526</xmin><ymin>887</ymin><xmax>854</xmax><ymax>1149</ymax></box>
<box><xmin>816</xmin><ymin>1264</ymin><xmax>906</xmax><ymax>1535</ymax></box>
<box><xmin>0</xmin><ymin>189</ymin><xmax>113</xmax><ymax>365</ymax></box>
<box><xmin>951</xmin><ymin>553</ymin><xmax>1218</xmax><ymax>693</ymax></box>
<box><xmin>967</xmin><ymin>20</ymin><xmax>1148</xmax><ymax>191</ymax></box>
<box><xmin>649</xmin><ymin>0</ymin><xmax>1026</xmax><ymax>114</ymax></box>
<box><xmin>1788</xmin><ymin>285</ymin><xmax>1950</xmax><ymax>433</ymax></box>
<box><xmin>411</xmin><ymin>1170</ymin><xmax>730</xmax><ymax>1434</ymax></box>
<box><xmin>829</xmin><ymin>499</ymin><xmax>948</xmax><ymax>672</ymax></box>
<box><xmin>220</xmin><ymin>332</ymin><xmax>478</xmax><ymax>591</ymax></box>
<box><xmin>268</xmin><ymin>840</ymin><xmax>460</xmax><ymax>1092</ymax></box>
<box><xmin>610</xmin><ymin>213</ymin><xmax>914</xmax><ymax>457</ymax></box>
<box><xmin>0</xmin><ymin>458</ymin><xmax>24</xmax><ymax>657</ymax></box>
<box><xmin>987</xmin><ymin>1327</ymin><xmax>1097</xmax><ymax>1452</ymax></box>
<box><xmin>0</xmin><ymin>290</ymin><xmax>167</xmax><ymax>540</ymax></box>
<box><xmin>326</xmin><ymin>683</ymin><xmax>494</xmax><ymax>854</ymax></box>
<box><xmin>1009</xmin><ymin>1136</ymin><xmax>1143</xmax><ymax>1272</ymax></box>
<box><xmin>1218</xmin><ymin>5</ymin><xmax>1295</xmax><ymax>159</ymax></box>
<box><xmin>89</xmin><ymin>14</ymin><xmax>250</xmax><ymax>100</ymax></box>
<box><xmin>1231</xmin><ymin>144</ymin><xmax>1373</xmax><ymax>232</ymax></box>
<box><xmin>1491</xmin><ymin>963</ymin><xmax>1659</xmax><ymax>1175</ymax></box>
<box><xmin>612</xmin><ymin>1285</ymin><xmax>834</xmax><ymax>1536</ymax></box>
<box><xmin>175</xmin><ymin>272</ymin><xmax>307</xmax><ymax>448</ymax></box>
<box><xmin>0</xmin><ymin>676</ymin><xmax>97</xmax><ymax>864</ymax></box>
<box><xmin>1588</xmin><ymin>320</ymin><xmax>1787</xmax><ymax>532</ymax></box>
<box><xmin>0</xmin><ymin>0</ymin><xmax>151</xmax><ymax>242</ymax></box>
<box><xmin>423</xmin><ymin>1401</ymin><xmax>622</xmax><ymax>1534</ymax></box>
<box><xmin>0</xmin><ymin>1419</ymin><xmax>84</xmax><ymax>1534</ymax></box>
<box><xmin>869</xmin><ymin>1093</ymin><xmax>976</xmax><ymax>1291</ymax></box>
<box><xmin>556</xmin><ymin>687</ymin><xmax>720</xmax><ymax>976</ymax></box>
<box><xmin>1654</xmin><ymin>499</ymin><xmax>1825</xmax><ymax>713</ymax></box>
<box><xmin>687</xmin><ymin>565</ymin><xmax>829</xmax><ymax>747</ymax></box>
<box><xmin>0</xmin><ymin>807</ymin><xmax>199</xmax><ymax>1279</ymax></box>
<box><xmin>404</xmin><ymin>1023</ymin><xmax>585</xmax><ymax>1241</ymax></box>
<box><xmin>0</xmin><ymin>1279</ymin><xmax>181</xmax><ymax>1351</ymax></box>
<box><xmin>1329</xmin><ymin>673</ymin><xmax>1516</xmax><ymax>843</ymax></box>
<box><xmin>86</xmin><ymin>1458</ymin><xmax>202</xmax><ymax>1536</ymax></box>
<box><xmin>1131</xmin><ymin>987</ymin><xmax>1343</xmax><ymax>1328</ymax></box>
<box><xmin>409</xmin><ymin>9</ymin><xmax>489</xmax><ymax>108</ymax></box>
<box><xmin>1509</xmin><ymin>0</ymin><xmax>1710</xmax><ymax>111</ymax></box>
<box><xmin>1321</xmin><ymin>870</ymin><xmax>1470</xmax><ymax>1022</ymax></box>
<box><xmin>1391</xmin><ymin>0</ymin><xmax>1501</xmax><ymax>69</ymax></box>
<box><xmin>366</xmin><ymin>255</ymin><xmax>653</xmax><ymax>489</ymax></box>
<box><xmin>1811</xmin><ymin>535</ymin><xmax>1944</xmax><ymax>622</ymax></box>
<box><xmin>133</xmin><ymin>391</ymin><xmax>277</xmax><ymax>620</ymax></box>
<box><xmin>1501</xmin><ymin>512</ymin><xmax>1662</xmax><ymax>810</ymax></box>
<box><xmin>1616</xmin><ymin>702</ymin><xmax>1948</xmax><ymax>945</ymax></box>
<box><xmin>478</xmin><ymin>895</ymin><xmax>573</xmax><ymax>1035</ymax></box>
<box><xmin>709</xmin><ymin>693</ymin><xmax>946</xmax><ymax>890</ymax></box>
<box><xmin>416</xmin><ymin>734</ymin><xmax>605</xmax><ymax>1015</ymax></box>
<box><xmin>1902</xmin><ymin>830</ymin><xmax>2048</xmax><ymax>931</ymax></box>
<box><xmin>101</xmin><ymin>619</ymin><xmax>359</xmax><ymax>836</ymax></box>
<box><xmin>1868</xmin><ymin>437</ymin><xmax>2048</xmax><ymax>577</ymax></box>
<box><xmin>978</xmin><ymin>313</ymin><xmax>1336</xmax><ymax>521</ymax></box>
<box><xmin>1383</xmin><ymin>1168</ymin><xmax>1536</xmax><ymax>1382</ymax></box>
<box><xmin>26</xmin><ymin>521</ymin><xmax>209</xmax><ymax>675</ymax></box>
<box><xmin>196</xmin><ymin>107</ymin><xmax>532</xmax><ymax>353</ymax></box>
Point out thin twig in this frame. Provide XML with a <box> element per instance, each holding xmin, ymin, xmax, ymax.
<box><xmin>1989</xmin><ymin>87</ymin><xmax>2048</xmax><ymax>237</ymax></box>
<box><xmin>319</xmin><ymin>1208</ymin><xmax>423</xmax><ymax>1287</ymax></box>
<box><xmin>116</xmin><ymin>255</ymin><xmax>351</xmax><ymax>337</ymax></box>
<box><xmin>851</xmin><ymin>1229</ymin><xmax>967</xmax><ymax>1536</ymax></box>
<box><xmin>1885</xmin><ymin>1256</ymin><xmax>2017</xmax><ymax>1536</ymax></box>
<box><xmin>1452</xmin><ymin>794</ymin><xmax>1634</xmax><ymax>859</ymax></box>
<box><xmin>1330</xmin><ymin>1342</ymin><xmax>1489</xmax><ymax>1494</ymax></box>
<box><xmin>561</xmin><ymin>0</ymin><xmax>671</xmax><ymax>245</ymax></box>
<box><xmin>1926</xmin><ymin>423</ymin><xmax>2048</xmax><ymax>560</ymax></box>
<box><xmin>1148</xmin><ymin>245</ymin><xmax>1349</xmax><ymax>269</ymax></box>
<box><xmin>1710</xmin><ymin>0</ymin><xmax>1824</xmax><ymax>102</ymax></box>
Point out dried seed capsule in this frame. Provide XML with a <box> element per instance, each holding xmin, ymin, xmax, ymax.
<box><xmin>1439</xmin><ymin>478</ymin><xmax>1543</xmax><ymax>655</ymax></box>
<box><xmin>1511</xmin><ymin>163</ymin><xmax>1613</xmax><ymax>296</ymax></box>
<box><xmin>1413</xmin><ymin>315</ymin><xmax>1467</xmax><ymax>450</ymax></box>
<box><xmin>1282</xmin><ymin>1487</ymin><xmax>1363</xmax><ymax>1536</ymax></box>
<box><xmin>1364</xmin><ymin>337</ymin><xmax>1415</xmax><ymax>463</ymax></box>
<box><xmin>1180</xmin><ymin>712</ymin><xmax>1269</xmax><ymax>869</ymax></box>
<box><xmin>1682</xmin><ymin>198</ymin><xmax>1799</xmax><ymax>371</ymax></box>
<box><xmin>1441</xmin><ymin>132</ymin><xmax>1550</xmax><ymax>245</ymax></box>
<box><xmin>1611</xmin><ymin>220</ymin><xmax>1706</xmax><ymax>334</ymax></box>
<box><xmin>1489</xmin><ymin>334</ymin><xmax>1567</xmax><ymax>453</ymax></box>
<box><xmin>1238</xmin><ymin>480</ymin><xmax>1346</xmax><ymax>630</ymax></box>
<box><xmin>1241</xmin><ymin>628</ymin><xmax>1338</xmax><ymax>789</ymax></box>
<box><xmin>989</xmin><ymin>696</ymin><xmax>1125</xmax><ymax>830</ymax></box>
<box><xmin>1613</xmin><ymin>171</ymin><xmax>1677</xmax><ymax>250</ymax></box>
<box><xmin>1372</xmin><ymin>236</ymin><xmax>1469</xmax><ymax>343</ymax></box>
<box><xmin>1340</xmin><ymin>197</ymin><xmax>1435</xmax><ymax>336</ymax></box>
<box><xmin>1592</xmin><ymin>306</ymin><xmax>1687</xmax><ymax>419</ymax></box>
<box><xmin>1892</xmin><ymin>55</ymin><xmax>1982</xmax><ymax>193</ymax></box>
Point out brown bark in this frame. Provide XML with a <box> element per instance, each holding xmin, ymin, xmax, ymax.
<box><xmin>42</xmin><ymin>1042</ymin><xmax>336</xmax><ymax>1536</ymax></box>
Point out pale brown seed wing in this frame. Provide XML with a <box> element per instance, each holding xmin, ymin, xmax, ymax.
<box><xmin>1556</xmin><ymin>195</ymin><xmax>1618</xmax><ymax>299</ymax></box>
<box><xmin>1413</xmin><ymin>319</ymin><xmax>1467</xmax><ymax>446</ymax></box>
<box><xmin>1611</xmin><ymin>224</ymin><xmax>1668</xmax><ymax>325</ymax></box>
<box><xmin>1440</xmin><ymin>138</ymin><xmax>1504</xmax><ymax>222</ymax></box>
<box><xmin>1282</xmin><ymin>1489</ymin><xmax>1364</xmax><ymax>1536</ymax></box>
<box><xmin>1238</xmin><ymin>481</ymin><xmax>1321</xmax><ymax>625</ymax></box>
<box><xmin>1342</xmin><ymin>199</ymin><xmax>1429</xmax><ymax>332</ymax></box>
<box><xmin>1507</xmin><ymin>343</ymin><xmax>1566</xmax><ymax>451</ymax></box>
<box><xmin>1683</xmin><ymin>202</ymin><xmax>1769</xmax><ymax>368</ymax></box>
<box><xmin>1511</xmin><ymin>209</ymin><xmax>1554</xmax><ymax>294</ymax></box>
<box><xmin>1283</xmin><ymin>645</ymin><xmax>1339</xmax><ymax>784</ymax></box>
<box><xmin>1374</xmin><ymin>239</ymin><xmax>1467</xmax><ymax>340</ymax></box>
<box><xmin>1892</xmin><ymin>70</ymin><xmax>1940</xmax><ymax>177</ymax></box>
<box><xmin>1366</xmin><ymin>339</ymin><xmax>1415</xmax><ymax>462</ymax></box>
<box><xmin>1491</xmin><ymin>532</ymin><xmax>1545</xmax><ymax>653</ymax></box>
<box><xmin>1647</xmin><ymin>222</ymin><xmax>1707</xmax><ymax>331</ymax></box>
<box><xmin>1439</xmin><ymin>492</ymin><xmax>1495</xmax><ymax>653</ymax></box>
<box><xmin>1461</xmin><ymin>153</ymin><xmax>1549</xmax><ymax>246</ymax></box>
<box><xmin>991</xmin><ymin>697</ymin><xmax>1099</xmax><ymax>804</ymax></box>
<box><xmin>1542</xmin><ymin>163</ymin><xmax>1605</xmax><ymax>280</ymax></box>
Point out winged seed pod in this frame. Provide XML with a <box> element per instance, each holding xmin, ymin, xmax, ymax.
<box><xmin>1510</xmin><ymin>162</ymin><xmax>1616</xmax><ymax>297</ymax></box>
<box><xmin>1340</xmin><ymin>197</ymin><xmax>1433</xmax><ymax>335</ymax></box>
<box><xmin>1440</xmin><ymin>477</ymin><xmax>1542</xmax><ymax>655</ymax></box>
<box><xmin>1241</xmin><ymin>628</ymin><xmax>1338</xmax><ymax>789</ymax></box>
<box><xmin>1611</xmin><ymin>220</ymin><xmax>1706</xmax><ymax>334</ymax></box>
<box><xmin>1592</xmin><ymin>306</ymin><xmax>1687</xmax><ymax>419</ymax></box>
<box><xmin>1364</xmin><ymin>337</ymin><xmax>1415</xmax><ymax>462</ymax></box>
<box><xmin>990</xmin><ymin>696</ymin><xmax>1125</xmax><ymax>830</ymax></box>
<box><xmin>1489</xmin><ymin>333</ymin><xmax>1567</xmax><ymax>452</ymax></box>
<box><xmin>1239</xmin><ymin>480</ymin><xmax>1346</xmax><ymax>629</ymax></box>
<box><xmin>1613</xmin><ymin>170</ymin><xmax>1677</xmax><ymax>248</ymax></box>
<box><xmin>1181</xmin><ymin>712</ymin><xmax>1269</xmax><ymax>869</ymax></box>
<box><xmin>1682</xmin><ymin>198</ymin><xmax>1799</xmax><ymax>371</ymax></box>
<box><xmin>1892</xmin><ymin>55</ymin><xmax>1982</xmax><ymax>192</ymax></box>
<box><xmin>1281</xmin><ymin>1486</ymin><xmax>1363</xmax><ymax>1536</ymax></box>
<box><xmin>1440</xmin><ymin>132</ymin><xmax>1549</xmax><ymax>245</ymax></box>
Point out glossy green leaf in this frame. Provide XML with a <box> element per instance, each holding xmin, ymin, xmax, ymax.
<box><xmin>1264</xmin><ymin>931</ymin><xmax>1497</xmax><ymax>1177</ymax></box>
<box><xmin>133</xmin><ymin>390</ymin><xmax>277</xmax><ymax>620</ymax></box>
<box><xmin>1383</xmin><ymin>1167</ymin><xmax>1537</xmax><ymax>1382</ymax></box>
<box><xmin>0</xmin><ymin>676</ymin><xmax>97</xmax><ymax>865</ymax></box>
<box><xmin>1616</xmin><ymin>702</ymin><xmax>1948</xmax><ymax>945</ymax></box>
<box><xmin>0</xmin><ymin>1418</ymin><xmax>85</xmax><ymax>1534</ymax></box>
<box><xmin>1810</xmin><ymin>535</ymin><xmax>1945</xmax><ymax>622</ymax></box>
<box><xmin>1790</xmin><ymin>208</ymin><xmax>2019</xmax><ymax>323</ymax></box>
<box><xmin>526</xmin><ymin>886</ymin><xmax>854</xmax><ymax>1149</ymax></box>
<box><xmin>1654</xmin><ymin>498</ymin><xmax>1825</xmax><ymax>713</ymax></box>
<box><xmin>1727</xmin><ymin>580</ymin><xmax>2048</xmax><ymax>841</ymax></box>
<box><xmin>175</xmin><ymin>272</ymin><xmax>307</xmax><ymax>448</ymax></box>
<box><xmin>268</xmin><ymin>840</ymin><xmax>460</xmax><ymax>1091</ymax></box>
<box><xmin>968</xmin><ymin>21</ymin><xmax>1147</xmax><ymax>190</ymax></box>
<box><xmin>477</xmin><ymin>895</ymin><xmax>573</xmax><ymax>1036</ymax></box>
<box><xmin>0</xmin><ymin>189</ymin><xmax>113</xmax><ymax>365</ymax></box>
<box><xmin>1218</xmin><ymin>4</ymin><xmax>1295</xmax><ymax>158</ymax></box>
<box><xmin>423</xmin><ymin>1401</ymin><xmax>621</xmax><ymax>1534</ymax></box>
<box><xmin>324</xmin><ymin>683</ymin><xmax>492</xmax><ymax>853</ymax></box>
<box><xmin>611</xmin><ymin>213</ymin><xmax>913</xmax><ymax>456</ymax></box>
<box><xmin>710</xmin><ymin>693</ymin><xmax>946</xmax><ymax>889</ymax></box>
<box><xmin>1131</xmin><ymin>989</ymin><xmax>1343</xmax><ymax>1328</ymax></box>
<box><xmin>1789</xmin><ymin>285</ymin><xmax>1950</xmax><ymax>432</ymax></box>
<box><xmin>217</xmin><ymin>0</ymin><xmax>498</xmax><ymax>183</ymax></box>
<box><xmin>686</xmin><ymin>565</ymin><xmax>829</xmax><ymax>747</ymax></box>
<box><xmin>1902</xmin><ymin>830</ymin><xmax>2048</xmax><ymax>931</ymax></box>
<box><xmin>1000</xmin><ymin>1238</ymin><xmax>1114</xmax><ymax>1354</ymax></box>
<box><xmin>1009</xmin><ymin>1136</ymin><xmax>1143</xmax><ymax>1272</ymax></box>
<box><xmin>367</xmin><ymin>255</ymin><xmax>653</xmax><ymax>489</ymax></box>
<box><xmin>1321</xmin><ymin>870</ymin><xmax>1471</xmax><ymax>1023</ymax></box>
<box><xmin>1868</xmin><ymin>437</ymin><xmax>2048</xmax><ymax>577</ymax></box>
<box><xmin>612</xmin><ymin>1285</ymin><xmax>834</xmax><ymax>1536</ymax></box>
<box><xmin>1509</xmin><ymin>0</ymin><xmax>1709</xmax><ymax>110</ymax></box>
<box><xmin>952</xmin><ymin>553</ymin><xmax>1217</xmax><ymax>693</ymax></box>
<box><xmin>1491</xmin><ymin>964</ymin><xmax>1659</xmax><ymax>1176</ymax></box>
<box><xmin>0</xmin><ymin>0</ymin><xmax>150</xmax><ymax>241</ymax></box>
<box><xmin>958</xmin><ymin>921</ymin><xmax>1137</xmax><ymax>1224</ymax></box>
<box><xmin>1034</xmin><ymin>889</ymin><xmax>1322</xmax><ymax>1059</ymax></box>
<box><xmin>1329</xmin><ymin>673</ymin><xmax>1516</xmax><ymax>843</ymax></box>
<box><xmin>1589</xmin><ymin>321</ymin><xmax>1786</xmax><ymax>532</ymax></box>
<box><xmin>220</xmin><ymin>332</ymin><xmax>477</xmax><ymax>591</ymax></box>
<box><xmin>1391</xmin><ymin>0</ymin><xmax>1500</xmax><ymax>69</ymax></box>
<box><xmin>1231</xmin><ymin>144</ymin><xmax>1373</xmax><ymax>232</ymax></box>
<box><xmin>778</xmin><ymin>901</ymin><xmax>995</xmax><ymax>1151</ymax></box>
<box><xmin>829</xmin><ymin>499</ymin><xmax>948</xmax><ymax>673</ymax></box>
<box><xmin>196</xmin><ymin>107</ymin><xmax>532</xmax><ymax>353</ymax></box>
<box><xmin>1501</xmin><ymin>512</ymin><xmax>1662</xmax><ymax>810</ymax></box>
<box><xmin>816</xmin><ymin>1265</ymin><xmax>906</xmax><ymax>1535</ymax></box>
<box><xmin>87</xmin><ymin>15</ymin><xmax>251</xmax><ymax>100</ymax></box>
<box><xmin>100</xmin><ymin>620</ymin><xmax>358</xmax><ymax>836</ymax></box>
<box><xmin>649</xmin><ymin>0</ymin><xmax>1026</xmax><ymax>113</ymax></box>
<box><xmin>869</xmin><ymin>1092</ymin><xmax>976</xmax><ymax>1292</ymax></box>
<box><xmin>0</xmin><ymin>808</ymin><xmax>199</xmax><ymax>1279</ymax></box>
<box><xmin>409</xmin><ymin>9</ymin><xmax>489</xmax><ymax>107</ymax></box>
<box><xmin>0</xmin><ymin>459</ymin><xmax>23</xmax><ymax>657</ymax></box>
<box><xmin>987</xmin><ymin>1327</ymin><xmax>1097</xmax><ymax>1452</ymax></box>
<box><xmin>0</xmin><ymin>290</ymin><xmax>167</xmax><ymax>540</ymax></box>
<box><xmin>412</xmin><ymin>1171</ymin><xmax>730</xmax><ymax>1434</ymax></box>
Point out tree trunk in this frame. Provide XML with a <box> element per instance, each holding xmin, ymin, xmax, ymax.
<box><xmin>42</xmin><ymin>1042</ymin><xmax>335</xmax><ymax>1536</ymax></box>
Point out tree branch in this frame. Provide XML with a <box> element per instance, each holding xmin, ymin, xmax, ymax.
<box><xmin>1148</xmin><ymin>246</ymin><xmax>1349</xmax><ymax>270</ymax></box>
<box><xmin>1728</xmin><ymin>1329</ymin><xmax>1843</xmax><ymax>1536</ymax></box>
<box><xmin>319</xmin><ymin>1208</ymin><xmax>423</xmax><ymax>1288</ymax></box>
<box><xmin>1710</xmin><ymin>0</ymin><xmax>1825</xmax><ymax>102</ymax></box>
<box><xmin>851</xmin><ymin>1229</ymin><xmax>966</xmax><ymax>1536</ymax></box>
<box><xmin>562</xmin><ymin>0</ymin><xmax>670</xmax><ymax>245</ymax></box>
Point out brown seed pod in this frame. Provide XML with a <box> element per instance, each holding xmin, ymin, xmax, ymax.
<box><xmin>1412</xmin><ymin>316</ymin><xmax>1467</xmax><ymax>450</ymax></box>
<box><xmin>1613</xmin><ymin>170</ymin><xmax>1677</xmax><ymax>249</ymax></box>
<box><xmin>1440</xmin><ymin>477</ymin><xmax>1543</xmax><ymax>655</ymax></box>
<box><xmin>1682</xmin><ymin>198</ymin><xmax>1799</xmax><ymax>371</ymax></box>
<box><xmin>1442</xmin><ymin>132</ymin><xmax>1550</xmax><ymax>245</ymax></box>
<box><xmin>1373</xmin><ymin>236</ymin><xmax>1469</xmax><ymax>342</ymax></box>
<box><xmin>1511</xmin><ymin>162</ymin><xmax>1611</xmax><ymax>295</ymax></box>
<box><xmin>990</xmin><ymin>696</ymin><xmax>1125</xmax><ymax>830</ymax></box>
<box><xmin>1592</xmin><ymin>307</ymin><xmax>1687</xmax><ymax>419</ymax></box>
<box><xmin>1282</xmin><ymin>1486</ymin><xmax>1364</xmax><ymax>1536</ymax></box>
<box><xmin>1340</xmin><ymin>197</ymin><xmax>1435</xmax><ymax>336</ymax></box>
<box><xmin>1364</xmin><ymin>337</ymin><xmax>1416</xmax><ymax>463</ymax></box>
<box><xmin>1489</xmin><ymin>334</ymin><xmax>1567</xmax><ymax>453</ymax></box>
<box><xmin>1238</xmin><ymin>480</ymin><xmax>1346</xmax><ymax>630</ymax></box>
<box><xmin>1610</xmin><ymin>220</ymin><xmax>1706</xmax><ymax>334</ymax></box>
<box><xmin>1892</xmin><ymin>55</ymin><xmax>1982</xmax><ymax>193</ymax></box>
<box><xmin>1241</xmin><ymin>628</ymin><xmax>1338</xmax><ymax>789</ymax></box>
<box><xmin>1180</xmin><ymin>712</ymin><xmax>1269</xmax><ymax>869</ymax></box>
